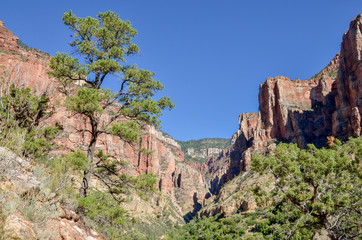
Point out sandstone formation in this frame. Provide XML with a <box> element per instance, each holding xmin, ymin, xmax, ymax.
<box><xmin>2</xmin><ymin>11</ymin><xmax>362</xmax><ymax>233</ymax></box>
<box><xmin>0</xmin><ymin>20</ymin><xmax>209</xmax><ymax>228</ymax></box>
<box><xmin>228</xmin><ymin>14</ymin><xmax>362</xmax><ymax>173</ymax></box>
<box><xmin>0</xmin><ymin>20</ymin><xmax>53</xmax><ymax>94</ymax></box>
<box><xmin>200</xmin><ymin>148</ymin><xmax>231</xmax><ymax>194</ymax></box>
<box><xmin>186</xmin><ymin>147</ymin><xmax>223</xmax><ymax>158</ymax></box>
<box><xmin>4</xmin><ymin>211</ymin><xmax>105</xmax><ymax>240</ymax></box>
<box><xmin>332</xmin><ymin>14</ymin><xmax>362</xmax><ymax>138</ymax></box>
<box><xmin>199</xmin><ymin>14</ymin><xmax>362</xmax><ymax>217</ymax></box>
<box><xmin>197</xmin><ymin>172</ymin><xmax>271</xmax><ymax>218</ymax></box>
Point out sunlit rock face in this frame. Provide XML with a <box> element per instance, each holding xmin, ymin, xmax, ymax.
<box><xmin>0</xmin><ymin>20</ymin><xmax>209</xmax><ymax>219</ymax></box>
<box><xmin>226</xmin><ymin>13</ymin><xmax>362</xmax><ymax>180</ymax></box>
<box><xmin>2</xmin><ymin>12</ymin><xmax>362</xmax><ymax>224</ymax></box>
<box><xmin>0</xmin><ymin>20</ymin><xmax>53</xmax><ymax>93</ymax></box>
<box><xmin>200</xmin><ymin>56</ymin><xmax>339</xmax><ymax>195</ymax></box>
<box><xmin>332</xmin><ymin>13</ymin><xmax>362</xmax><ymax>138</ymax></box>
<box><xmin>200</xmin><ymin>14</ymin><xmax>362</xmax><ymax>209</ymax></box>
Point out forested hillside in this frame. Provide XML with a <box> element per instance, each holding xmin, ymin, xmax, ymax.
<box><xmin>177</xmin><ymin>138</ymin><xmax>231</xmax><ymax>164</ymax></box>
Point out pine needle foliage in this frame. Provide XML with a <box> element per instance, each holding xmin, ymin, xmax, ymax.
<box><xmin>0</xmin><ymin>80</ymin><xmax>59</xmax><ymax>157</ymax></box>
<box><xmin>48</xmin><ymin>10</ymin><xmax>174</xmax><ymax>197</ymax></box>
<box><xmin>251</xmin><ymin>137</ymin><xmax>362</xmax><ymax>239</ymax></box>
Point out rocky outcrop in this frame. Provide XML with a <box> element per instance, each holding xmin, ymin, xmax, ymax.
<box><xmin>0</xmin><ymin>20</ymin><xmax>53</xmax><ymax>94</ymax></box>
<box><xmin>4</xmin><ymin>211</ymin><xmax>104</xmax><ymax>240</ymax></box>
<box><xmin>186</xmin><ymin>147</ymin><xmax>223</xmax><ymax>158</ymax></box>
<box><xmin>178</xmin><ymin>138</ymin><xmax>230</xmax><ymax>162</ymax></box>
<box><xmin>332</xmin><ymin>14</ymin><xmax>362</xmax><ymax>138</ymax></box>
<box><xmin>199</xmin><ymin>14</ymin><xmax>362</xmax><ymax>218</ymax></box>
<box><xmin>0</xmin><ymin>147</ymin><xmax>104</xmax><ymax>240</ymax></box>
<box><xmin>0</xmin><ymin>20</ymin><xmax>209</xmax><ymax>224</ymax></box>
<box><xmin>197</xmin><ymin>172</ymin><xmax>271</xmax><ymax>218</ymax></box>
<box><xmin>209</xmin><ymin>40</ymin><xmax>342</xmax><ymax>186</ymax></box>
<box><xmin>200</xmin><ymin>148</ymin><xmax>231</xmax><ymax>194</ymax></box>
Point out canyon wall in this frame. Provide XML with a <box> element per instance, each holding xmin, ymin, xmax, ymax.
<box><xmin>199</xmin><ymin>14</ymin><xmax>362</xmax><ymax>216</ymax></box>
<box><xmin>332</xmin><ymin>14</ymin><xmax>362</xmax><ymax>138</ymax></box>
<box><xmin>2</xmin><ymin>12</ymin><xmax>362</xmax><ymax>223</ymax></box>
<box><xmin>0</xmin><ymin>20</ymin><xmax>209</xmax><ymax>219</ymax></box>
<box><xmin>230</xmin><ymin>14</ymin><xmax>362</xmax><ymax>173</ymax></box>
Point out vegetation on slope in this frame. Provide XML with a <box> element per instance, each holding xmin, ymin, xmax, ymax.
<box><xmin>0</xmin><ymin>76</ymin><xmax>60</xmax><ymax>158</ymax></box>
<box><xmin>2</xmin><ymin>9</ymin><xmax>361</xmax><ymax>240</ymax></box>
<box><xmin>168</xmin><ymin>137</ymin><xmax>362</xmax><ymax>239</ymax></box>
<box><xmin>177</xmin><ymin>138</ymin><xmax>231</xmax><ymax>164</ymax></box>
<box><xmin>0</xmin><ymin>9</ymin><xmax>176</xmax><ymax>237</ymax></box>
<box><xmin>0</xmin><ymin>74</ymin><xmax>174</xmax><ymax>239</ymax></box>
<box><xmin>48</xmin><ymin>10</ymin><xmax>174</xmax><ymax>198</ymax></box>
<box><xmin>17</xmin><ymin>39</ymin><xmax>50</xmax><ymax>56</ymax></box>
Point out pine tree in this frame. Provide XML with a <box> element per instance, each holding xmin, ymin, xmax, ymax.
<box><xmin>252</xmin><ymin>137</ymin><xmax>362</xmax><ymax>239</ymax></box>
<box><xmin>49</xmin><ymin>10</ymin><xmax>174</xmax><ymax>197</ymax></box>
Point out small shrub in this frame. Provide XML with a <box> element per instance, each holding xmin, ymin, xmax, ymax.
<box><xmin>78</xmin><ymin>191</ymin><xmax>129</xmax><ymax>239</ymax></box>
<box><xmin>135</xmin><ymin>173</ymin><xmax>157</xmax><ymax>192</ymax></box>
<box><xmin>2</xmin><ymin>188</ymin><xmax>60</xmax><ymax>227</ymax></box>
<box><xmin>17</xmin><ymin>39</ymin><xmax>49</xmax><ymax>56</ymax></box>
<box><xmin>0</xmin><ymin>82</ymin><xmax>59</xmax><ymax>158</ymax></box>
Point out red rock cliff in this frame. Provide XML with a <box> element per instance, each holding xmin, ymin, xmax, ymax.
<box><xmin>0</xmin><ymin>20</ymin><xmax>209</xmax><ymax>217</ymax></box>
<box><xmin>202</xmin><ymin>14</ymin><xmax>362</xmax><ymax>194</ymax></box>
<box><xmin>0</xmin><ymin>20</ymin><xmax>53</xmax><ymax>92</ymax></box>
<box><xmin>332</xmin><ymin>14</ymin><xmax>362</xmax><ymax>138</ymax></box>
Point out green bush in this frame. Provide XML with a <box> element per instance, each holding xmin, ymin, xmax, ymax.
<box><xmin>0</xmin><ymin>82</ymin><xmax>59</xmax><ymax>157</ymax></box>
<box><xmin>78</xmin><ymin>190</ymin><xmax>129</xmax><ymax>239</ymax></box>
<box><xmin>167</xmin><ymin>215</ymin><xmax>246</xmax><ymax>239</ymax></box>
<box><xmin>251</xmin><ymin>137</ymin><xmax>362</xmax><ymax>239</ymax></box>
<box><xmin>135</xmin><ymin>173</ymin><xmax>157</xmax><ymax>192</ymax></box>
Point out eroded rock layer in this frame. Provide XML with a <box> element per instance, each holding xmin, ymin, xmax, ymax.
<box><xmin>199</xmin><ymin>14</ymin><xmax>362</xmax><ymax>217</ymax></box>
<box><xmin>0</xmin><ymin>20</ymin><xmax>209</xmax><ymax>223</ymax></box>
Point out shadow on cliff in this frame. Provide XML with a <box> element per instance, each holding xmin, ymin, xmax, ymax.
<box><xmin>288</xmin><ymin>80</ymin><xmax>337</xmax><ymax>148</ymax></box>
<box><xmin>206</xmin><ymin>77</ymin><xmax>339</xmax><ymax>198</ymax></box>
<box><xmin>183</xmin><ymin>192</ymin><xmax>202</xmax><ymax>223</ymax></box>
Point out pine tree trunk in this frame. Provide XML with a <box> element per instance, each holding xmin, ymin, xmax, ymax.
<box><xmin>79</xmin><ymin>169</ymin><xmax>91</xmax><ymax>198</ymax></box>
<box><xmin>79</xmin><ymin>133</ymin><xmax>97</xmax><ymax>198</ymax></box>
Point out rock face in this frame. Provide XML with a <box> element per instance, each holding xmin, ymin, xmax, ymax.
<box><xmin>197</xmin><ymin>172</ymin><xmax>271</xmax><ymax>218</ymax></box>
<box><xmin>2</xmin><ymin>12</ymin><xmax>362</xmax><ymax>228</ymax></box>
<box><xmin>200</xmin><ymin>148</ymin><xmax>231</xmax><ymax>194</ymax></box>
<box><xmin>0</xmin><ymin>147</ymin><xmax>104</xmax><ymax>240</ymax></box>
<box><xmin>178</xmin><ymin>138</ymin><xmax>231</xmax><ymax>167</ymax></box>
<box><xmin>186</xmin><ymin>147</ymin><xmax>223</xmax><ymax>158</ymax></box>
<box><xmin>0</xmin><ymin>20</ymin><xmax>209</xmax><ymax>224</ymax></box>
<box><xmin>332</xmin><ymin>14</ymin><xmax>362</xmax><ymax>138</ymax></box>
<box><xmin>4</xmin><ymin>211</ymin><xmax>105</xmax><ymax>240</ymax></box>
<box><xmin>0</xmin><ymin>20</ymin><xmax>53</xmax><ymax>93</ymax></box>
<box><xmin>199</xmin><ymin>14</ymin><xmax>362</xmax><ymax>217</ymax></box>
<box><xmin>231</xmin><ymin>14</ymin><xmax>362</xmax><ymax>172</ymax></box>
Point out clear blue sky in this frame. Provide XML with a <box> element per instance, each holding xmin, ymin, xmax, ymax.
<box><xmin>1</xmin><ymin>1</ymin><xmax>361</xmax><ymax>141</ymax></box>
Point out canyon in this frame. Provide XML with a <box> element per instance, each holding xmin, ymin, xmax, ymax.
<box><xmin>1</xmin><ymin>12</ymin><xmax>362</xmax><ymax>239</ymax></box>
<box><xmin>198</xmin><ymin>13</ymin><xmax>362</xmax><ymax>217</ymax></box>
<box><xmin>0</xmin><ymin>18</ymin><xmax>209</xmax><ymax>236</ymax></box>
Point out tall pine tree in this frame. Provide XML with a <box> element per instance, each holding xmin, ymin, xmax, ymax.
<box><xmin>49</xmin><ymin>10</ymin><xmax>174</xmax><ymax>197</ymax></box>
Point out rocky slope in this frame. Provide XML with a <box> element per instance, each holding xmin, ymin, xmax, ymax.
<box><xmin>176</xmin><ymin>138</ymin><xmax>230</xmax><ymax>166</ymax></box>
<box><xmin>0</xmin><ymin>19</ymin><xmax>209</xmax><ymax>233</ymax></box>
<box><xmin>2</xmin><ymin>11</ymin><xmax>362</xmax><ymax>237</ymax></box>
<box><xmin>199</xmin><ymin>13</ymin><xmax>362</xmax><ymax>217</ymax></box>
<box><xmin>199</xmin><ymin>148</ymin><xmax>231</xmax><ymax>194</ymax></box>
<box><xmin>0</xmin><ymin>147</ymin><xmax>105</xmax><ymax>239</ymax></box>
